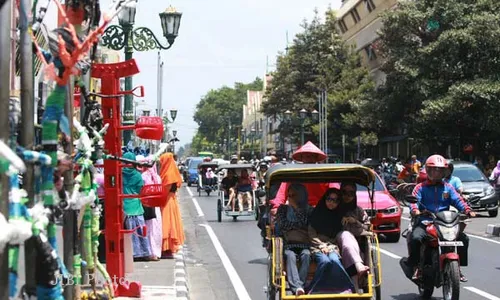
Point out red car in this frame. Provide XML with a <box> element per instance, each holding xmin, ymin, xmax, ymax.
<box><xmin>356</xmin><ymin>172</ymin><xmax>402</xmax><ymax>242</ymax></box>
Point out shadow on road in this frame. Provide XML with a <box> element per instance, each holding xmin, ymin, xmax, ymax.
<box><xmin>207</xmin><ymin>219</ymin><xmax>257</xmax><ymax>223</ymax></box>
<box><xmin>248</xmin><ymin>257</ymin><xmax>267</xmax><ymax>265</ymax></box>
<box><xmin>390</xmin><ymin>293</ymin><xmax>443</xmax><ymax>300</ymax></box>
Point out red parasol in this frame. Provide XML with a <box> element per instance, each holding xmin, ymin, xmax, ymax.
<box><xmin>292</xmin><ymin>141</ymin><xmax>327</xmax><ymax>163</ymax></box>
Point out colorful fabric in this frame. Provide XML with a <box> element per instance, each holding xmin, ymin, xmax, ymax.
<box><xmin>145</xmin><ymin>207</ymin><xmax>163</xmax><ymax>258</ymax></box>
<box><xmin>161</xmin><ymin>183</ymin><xmax>185</xmax><ymax>254</ymax></box>
<box><xmin>124</xmin><ymin>215</ymin><xmax>152</xmax><ymax>258</ymax></box>
<box><xmin>122</xmin><ymin>152</ymin><xmax>145</xmax><ymax>216</ymax></box>
<box><xmin>159</xmin><ymin>153</ymin><xmax>182</xmax><ymax>187</ymax></box>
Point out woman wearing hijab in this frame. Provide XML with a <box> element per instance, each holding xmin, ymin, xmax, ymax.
<box><xmin>122</xmin><ymin>152</ymin><xmax>152</xmax><ymax>260</ymax></box>
<box><xmin>338</xmin><ymin>182</ymin><xmax>370</xmax><ymax>292</ymax></box>
<box><xmin>137</xmin><ymin>154</ymin><xmax>163</xmax><ymax>261</ymax></box>
<box><xmin>307</xmin><ymin>188</ymin><xmax>354</xmax><ymax>294</ymax></box>
<box><xmin>275</xmin><ymin>183</ymin><xmax>313</xmax><ymax>296</ymax></box>
<box><xmin>159</xmin><ymin>152</ymin><xmax>184</xmax><ymax>257</ymax></box>
<box><xmin>489</xmin><ymin>160</ymin><xmax>500</xmax><ymax>194</ymax></box>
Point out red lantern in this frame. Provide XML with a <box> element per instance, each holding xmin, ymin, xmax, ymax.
<box><xmin>135</xmin><ymin>116</ymin><xmax>164</xmax><ymax>140</ymax></box>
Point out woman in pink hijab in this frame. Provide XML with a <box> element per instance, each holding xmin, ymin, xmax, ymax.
<box><xmin>137</xmin><ymin>155</ymin><xmax>163</xmax><ymax>260</ymax></box>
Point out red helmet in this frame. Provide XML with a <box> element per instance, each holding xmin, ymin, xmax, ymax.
<box><xmin>425</xmin><ymin>155</ymin><xmax>447</xmax><ymax>182</ymax></box>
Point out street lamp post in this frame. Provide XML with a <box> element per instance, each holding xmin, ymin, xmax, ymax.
<box><xmin>100</xmin><ymin>2</ymin><xmax>182</xmax><ymax>145</ymax></box>
<box><xmin>298</xmin><ymin>108</ymin><xmax>319</xmax><ymax>145</ymax></box>
<box><xmin>172</xmin><ymin>130</ymin><xmax>177</xmax><ymax>153</ymax></box>
<box><xmin>251</xmin><ymin>127</ymin><xmax>256</xmax><ymax>158</ymax></box>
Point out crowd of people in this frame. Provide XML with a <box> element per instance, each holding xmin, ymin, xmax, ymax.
<box><xmin>96</xmin><ymin>151</ymin><xmax>185</xmax><ymax>262</ymax></box>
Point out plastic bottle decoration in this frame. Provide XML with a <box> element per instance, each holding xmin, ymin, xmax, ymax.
<box><xmin>28</xmin><ymin>0</ymin><xmax>135</xmax><ymax>298</ymax></box>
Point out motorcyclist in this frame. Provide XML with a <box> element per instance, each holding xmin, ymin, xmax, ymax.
<box><xmin>406</xmin><ymin>154</ymin><xmax>475</xmax><ymax>281</ymax></box>
<box><xmin>444</xmin><ymin>162</ymin><xmax>463</xmax><ymax>195</ymax></box>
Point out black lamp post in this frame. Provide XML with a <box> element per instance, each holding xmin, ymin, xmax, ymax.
<box><xmin>100</xmin><ymin>2</ymin><xmax>182</xmax><ymax>145</ymax></box>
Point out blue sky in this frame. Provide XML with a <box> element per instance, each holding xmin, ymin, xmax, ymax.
<box><xmin>97</xmin><ymin>0</ymin><xmax>342</xmax><ymax>147</ymax></box>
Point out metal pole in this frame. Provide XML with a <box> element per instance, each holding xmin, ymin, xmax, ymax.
<box><xmin>63</xmin><ymin>79</ymin><xmax>76</xmax><ymax>299</ymax></box>
<box><xmin>123</xmin><ymin>25</ymin><xmax>133</xmax><ymax>145</ymax></box>
<box><xmin>300</xmin><ymin>122</ymin><xmax>304</xmax><ymax>146</ymax></box>
<box><xmin>228</xmin><ymin>119</ymin><xmax>231</xmax><ymax>155</ymax></box>
<box><xmin>19</xmin><ymin>0</ymin><xmax>39</xmax><ymax>295</ymax></box>
<box><xmin>156</xmin><ymin>51</ymin><xmax>161</xmax><ymax>120</ymax></box>
<box><xmin>0</xmin><ymin>1</ymin><xmax>11</xmax><ymax>298</ymax></box>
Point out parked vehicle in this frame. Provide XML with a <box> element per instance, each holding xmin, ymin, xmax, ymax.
<box><xmin>452</xmin><ymin>161</ymin><xmax>499</xmax><ymax>217</ymax></box>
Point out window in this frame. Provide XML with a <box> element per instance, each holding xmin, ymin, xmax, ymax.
<box><xmin>338</xmin><ymin>19</ymin><xmax>348</xmax><ymax>33</ymax></box>
<box><xmin>350</xmin><ymin>8</ymin><xmax>361</xmax><ymax>23</ymax></box>
<box><xmin>365</xmin><ymin>0</ymin><xmax>376</xmax><ymax>13</ymax></box>
<box><xmin>364</xmin><ymin>44</ymin><xmax>377</xmax><ymax>61</ymax></box>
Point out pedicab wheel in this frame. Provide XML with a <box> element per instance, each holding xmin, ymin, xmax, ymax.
<box><xmin>206</xmin><ymin>190</ymin><xmax>211</xmax><ymax>196</ymax></box>
<box><xmin>187</xmin><ymin>182</ymin><xmax>191</xmax><ymax>187</ymax></box>
<box><xmin>233</xmin><ymin>216</ymin><xmax>238</xmax><ymax>221</ymax></box>
<box><xmin>254</xmin><ymin>204</ymin><xmax>259</xmax><ymax>221</ymax></box>
<box><xmin>267</xmin><ymin>238</ymin><xmax>283</xmax><ymax>300</ymax></box>
<box><xmin>374</xmin><ymin>286</ymin><xmax>381</xmax><ymax>300</ymax></box>
<box><xmin>217</xmin><ymin>199</ymin><xmax>222</xmax><ymax>222</ymax></box>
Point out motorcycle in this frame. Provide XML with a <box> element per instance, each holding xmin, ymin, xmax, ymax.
<box><xmin>400</xmin><ymin>195</ymin><xmax>469</xmax><ymax>300</ymax></box>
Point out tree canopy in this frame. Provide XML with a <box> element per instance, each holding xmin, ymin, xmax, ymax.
<box><xmin>191</xmin><ymin>78</ymin><xmax>263</xmax><ymax>154</ymax></box>
<box><xmin>375</xmin><ymin>0</ymin><xmax>500</xmax><ymax>148</ymax></box>
<box><xmin>261</xmin><ymin>9</ymin><xmax>376</xmax><ymax>148</ymax></box>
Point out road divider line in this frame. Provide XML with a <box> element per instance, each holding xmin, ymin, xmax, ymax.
<box><xmin>186</xmin><ymin>187</ymin><xmax>193</xmax><ymax>197</ymax></box>
<box><xmin>191</xmin><ymin>197</ymin><xmax>204</xmax><ymax>217</ymax></box>
<box><xmin>199</xmin><ymin>224</ymin><xmax>252</xmax><ymax>300</ymax></box>
<box><xmin>379</xmin><ymin>248</ymin><xmax>402</xmax><ymax>259</ymax></box>
<box><xmin>464</xmin><ymin>287</ymin><xmax>500</xmax><ymax>300</ymax></box>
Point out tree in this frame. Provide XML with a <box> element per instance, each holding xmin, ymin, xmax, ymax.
<box><xmin>262</xmin><ymin>9</ymin><xmax>375</xmax><ymax>148</ymax></box>
<box><xmin>192</xmin><ymin>78</ymin><xmax>263</xmax><ymax>153</ymax></box>
<box><xmin>377</xmin><ymin>0</ymin><xmax>500</xmax><ymax>152</ymax></box>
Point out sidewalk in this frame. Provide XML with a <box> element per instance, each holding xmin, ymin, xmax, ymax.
<box><xmin>114</xmin><ymin>247</ymin><xmax>189</xmax><ymax>300</ymax></box>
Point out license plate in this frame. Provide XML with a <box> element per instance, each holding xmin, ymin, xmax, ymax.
<box><xmin>438</xmin><ymin>241</ymin><xmax>464</xmax><ymax>247</ymax></box>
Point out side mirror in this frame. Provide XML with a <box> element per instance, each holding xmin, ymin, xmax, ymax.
<box><xmin>405</xmin><ymin>195</ymin><xmax>418</xmax><ymax>204</ymax></box>
<box><xmin>257</xmin><ymin>189</ymin><xmax>266</xmax><ymax>198</ymax></box>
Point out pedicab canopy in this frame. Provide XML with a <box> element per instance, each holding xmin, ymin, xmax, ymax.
<box><xmin>198</xmin><ymin>161</ymin><xmax>219</xmax><ymax>170</ymax></box>
<box><xmin>291</xmin><ymin>141</ymin><xmax>327</xmax><ymax>162</ymax></box>
<box><xmin>264</xmin><ymin>163</ymin><xmax>376</xmax><ymax>189</ymax></box>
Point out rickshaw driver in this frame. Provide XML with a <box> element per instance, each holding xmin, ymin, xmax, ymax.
<box><xmin>221</xmin><ymin>169</ymin><xmax>239</xmax><ymax>210</ymax></box>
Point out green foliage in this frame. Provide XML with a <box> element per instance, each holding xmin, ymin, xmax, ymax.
<box><xmin>377</xmin><ymin>0</ymin><xmax>500</xmax><ymax>144</ymax></box>
<box><xmin>262</xmin><ymin>9</ymin><xmax>376</xmax><ymax>146</ymax></box>
<box><xmin>192</xmin><ymin>78</ymin><xmax>263</xmax><ymax>153</ymax></box>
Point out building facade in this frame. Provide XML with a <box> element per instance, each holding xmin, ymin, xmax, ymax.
<box><xmin>336</xmin><ymin>0</ymin><xmax>398</xmax><ymax>86</ymax></box>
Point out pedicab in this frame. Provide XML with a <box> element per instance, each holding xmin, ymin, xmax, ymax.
<box><xmin>216</xmin><ymin>163</ymin><xmax>260</xmax><ymax>222</ymax></box>
<box><xmin>264</xmin><ymin>163</ymin><xmax>382</xmax><ymax>300</ymax></box>
<box><xmin>197</xmin><ymin>161</ymin><xmax>219</xmax><ymax>196</ymax></box>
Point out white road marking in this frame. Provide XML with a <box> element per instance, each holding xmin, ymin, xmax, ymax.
<box><xmin>379</xmin><ymin>248</ymin><xmax>402</xmax><ymax>259</ymax></box>
<box><xmin>186</xmin><ymin>186</ymin><xmax>204</xmax><ymax>216</ymax></box>
<box><xmin>464</xmin><ymin>287</ymin><xmax>500</xmax><ymax>300</ymax></box>
<box><xmin>191</xmin><ymin>197</ymin><xmax>204</xmax><ymax>217</ymax></box>
<box><xmin>199</xmin><ymin>224</ymin><xmax>252</xmax><ymax>300</ymax></box>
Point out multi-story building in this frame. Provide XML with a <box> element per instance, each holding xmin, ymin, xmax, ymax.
<box><xmin>335</xmin><ymin>0</ymin><xmax>418</xmax><ymax>159</ymax></box>
<box><xmin>335</xmin><ymin>0</ymin><xmax>398</xmax><ymax>86</ymax></box>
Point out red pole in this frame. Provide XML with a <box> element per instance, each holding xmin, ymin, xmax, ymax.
<box><xmin>91</xmin><ymin>59</ymin><xmax>141</xmax><ymax>297</ymax></box>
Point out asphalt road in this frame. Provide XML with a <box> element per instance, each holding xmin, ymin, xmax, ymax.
<box><xmin>182</xmin><ymin>185</ymin><xmax>500</xmax><ymax>300</ymax></box>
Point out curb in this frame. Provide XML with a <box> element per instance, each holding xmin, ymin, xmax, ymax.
<box><xmin>174</xmin><ymin>245</ymin><xmax>189</xmax><ymax>300</ymax></box>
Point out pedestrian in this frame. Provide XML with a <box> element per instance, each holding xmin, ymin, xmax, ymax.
<box><xmin>122</xmin><ymin>152</ymin><xmax>152</xmax><ymax>261</ymax></box>
<box><xmin>159</xmin><ymin>152</ymin><xmax>185</xmax><ymax>258</ymax></box>
<box><xmin>137</xmin><ymin>155</ymin><xmax>163</xmax><ymax>261</ymax></box>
